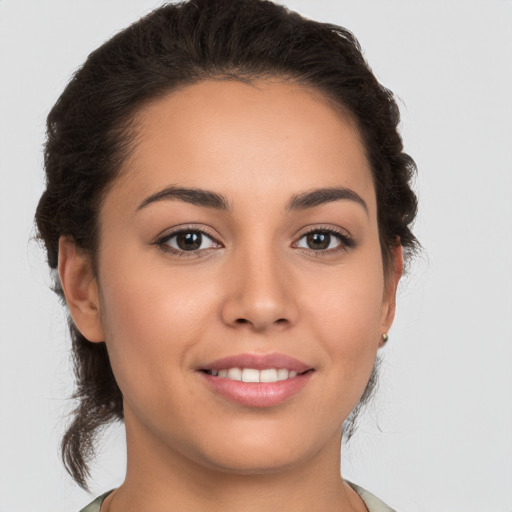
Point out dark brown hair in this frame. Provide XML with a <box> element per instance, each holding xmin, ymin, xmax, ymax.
<box><xmin>35</xmin><ymin>0</ymin><xmax>418</xmax><ymax>489</ymax></box>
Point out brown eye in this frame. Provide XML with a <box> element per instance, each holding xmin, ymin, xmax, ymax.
<box><xmin>306</xmin><ymin>232</ymin><xmax>331</xmax><ymax>250</ymax></box>
<box><xmin>161</xmin><ymin>230</ymin><xmax>219</xmax><ymax>253</ymax></box>
<box><xmin>295</xmin><ymin>230</ymin><xmax>347</xmax><ymax>252</ymax></box>
<box><xmin>176</xmin><ymin>232</ymin><xmax>202</xmax><ymax>251</ymax></box>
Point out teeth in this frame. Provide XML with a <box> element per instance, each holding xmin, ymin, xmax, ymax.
<box><xmin>241</xmin><ymin>368</ymin><xmax>260</xmax><ymax>382</ymax></box>
<box><xmin>260</xmin><ymin>368</ymin><xmax>278</xmax><ymax>382</ymax></box>
<box><xmin>226</xmin><ymin>368</ymin><xmax>242</xmax><ymax>381</ymax></box>
<box><xmin>276</xmin><ymin>368</ymin><xmax>289</xmax><ymax>381</ymax></box>
<box><xmin>208</xmin><ymin>367</ymin><xmax>301</xmax><ymax>383</ymax></box>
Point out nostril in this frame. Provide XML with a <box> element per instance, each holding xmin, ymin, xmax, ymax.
<box><xmin>235</xmin><ymin>317</ymin><xmax>287</xmax><ymax>325</ymax></box>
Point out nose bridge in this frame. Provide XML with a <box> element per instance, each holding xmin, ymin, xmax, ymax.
<box><xmin>221</xmin><ymin>234</ymin><xmax>296</xmax><ymax>331</ymax></box>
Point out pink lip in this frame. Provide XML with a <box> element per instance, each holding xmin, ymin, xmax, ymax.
<box><xmin>200</xmin><ymin>352</ymin><xmax>312</xmax><ymax>372</ymax></box>
<box><xmin>197</xmin><ymin>352</ymin><xmax>314</xmax><ymax>408</ymax></box>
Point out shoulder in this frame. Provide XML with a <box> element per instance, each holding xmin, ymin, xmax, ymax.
<box><xmin>348</xmin><ymin>481</ymin><xmax>398</xmax><ymax>512</ymax></box>
<box><xmin>79</xmin><ymin>490</ymin><xmax>114</xmax><ymax>512</ymax></box>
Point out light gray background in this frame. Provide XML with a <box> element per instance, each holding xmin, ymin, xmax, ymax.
<box><xmin>1</xmin><ymin>1</ymin><xmax>511</xmax><ymax>511</ymax></box>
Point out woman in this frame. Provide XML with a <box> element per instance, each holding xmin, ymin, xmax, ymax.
<box><xmin>35</xmin><ymin>1</ymin><xmax>418</xmax><ymax>510</ymax></box>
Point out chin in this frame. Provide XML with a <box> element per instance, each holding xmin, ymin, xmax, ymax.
<box><xmin>179</xmin><ymin>421</ymin><xmax>340</xmax><ymax>476</ymax></box>
<box><xmin>196</xmin><ymin>446</ymin><xmax>311</xmax><ymax>476</ymax></box>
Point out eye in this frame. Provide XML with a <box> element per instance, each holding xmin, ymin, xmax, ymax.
<box><xmin>157</xmin><ymin>228</ymin><xmax>221</xmax><ymax>254</ymax></box>
<box><xmin>294</xmin><ymin>229</ymin><xmax>353</xmax><ymax>252</ymax></box>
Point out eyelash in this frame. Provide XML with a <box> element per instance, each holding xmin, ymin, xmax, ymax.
<box><xmin>293</xmin><ymin>226</ymin><xmax>355</xmax><ymax>256</ymax></box>
<box><xmin>154</xmin><ymin>225</ymin><xmax>221</xmax><ymax>257</ymax></box>
<box><xmin>154</xmin><ymin>225</ymin><xmax>355</xmax><ymax>257</ymax></box>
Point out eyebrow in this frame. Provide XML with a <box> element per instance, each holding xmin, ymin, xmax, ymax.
<box><xmin>137</xmin><ymin>186</ymin><xmax>231</xmax><ymax>211</ymax></box>
<box><xmin>136</xmin><ymin>185</ymin><xmax>367</xmax><ymax>214</ymax></box>
<box><xmin>287</xmin><ymin>187</ymin><xmax>368</xmax><ymax>214</ymax></box>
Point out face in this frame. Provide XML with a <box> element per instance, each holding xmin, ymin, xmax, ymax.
<box><xmin>62</xmin><ymin>79</ymin><xmax>399</xmax><ymax>475</ymax></box>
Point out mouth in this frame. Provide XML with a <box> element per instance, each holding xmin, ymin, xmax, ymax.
<box><xmin>197</xmin><ymin>353</ymin><xmax>315</xmax><ymax>407</ymax></box>
<box><xmin>200</xmin><ymin>367</ymin><xmax>312</xmax><ymax>382</ymax></box>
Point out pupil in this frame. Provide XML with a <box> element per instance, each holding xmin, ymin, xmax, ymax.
<box><xmin>177</xmin><ymin>232</ymin><xmax>201</xmax><ymax>250</ymax></box>
<box><xmin>307</xmin><ymin>232</ymin><xmax>330</xmax><ymax>250</ymax></box>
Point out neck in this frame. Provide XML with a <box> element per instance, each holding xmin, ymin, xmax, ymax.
<box><xmin>107</xmin><ymin>410</ymin><xmax>366</xmax><ymax>512</ymax></box>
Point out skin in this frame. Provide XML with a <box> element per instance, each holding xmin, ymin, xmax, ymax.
<box><xmin>59</xmin><ymin>79</ymin><xmax>402</xmax><ymax>512</ymax></box>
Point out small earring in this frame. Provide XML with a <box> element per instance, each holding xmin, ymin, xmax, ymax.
<box><xmin>381</xmin><ymin>333</ymin><xmax>389</xmax><ymax>343</ymax></box>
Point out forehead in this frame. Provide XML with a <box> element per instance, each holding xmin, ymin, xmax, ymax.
<box><xmin>114</xmin><ymin>79</ymin><xmax>375</xmax><ymax>214</ymax></box>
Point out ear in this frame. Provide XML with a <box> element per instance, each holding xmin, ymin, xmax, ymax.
<box><xmin>58</xmin><ymin>236</ymin><xmax>105</xmax><ymax>343</ymax></box>
<box><xmin>379</xmin><ymin>244</ymin><xmax>403</xmax><ymax>347</ymax></box>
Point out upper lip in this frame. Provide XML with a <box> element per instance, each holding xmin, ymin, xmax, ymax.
<box><xmin>200</xmin><ymin>353</ymin><xmax>312</xmax><ymax>373</ymax></box>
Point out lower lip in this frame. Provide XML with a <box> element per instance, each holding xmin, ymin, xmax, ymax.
<box><xmin>198</xmin><ymin>371</ymin><xmax>313</xmax><ymax>407</ymax></box>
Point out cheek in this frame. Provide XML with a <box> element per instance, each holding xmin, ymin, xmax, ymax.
<box><xmin>96</xmin><ymin>255</ymin><xmax>217</xmax><ymax>397</ymax></box>
<box><xmin>303</xmin><ymin>249</ymin><xmax>385</xmax><ymax>384</ymax></box>
<box><xmin>309</xmin><ymin>246</ymin><xmax>384</xmax><ymax>334</ymax></box>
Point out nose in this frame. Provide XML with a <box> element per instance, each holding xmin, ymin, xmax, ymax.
<box><xmin>220</xmin><ymin>245</ymin><xmax>298</xmax><ymax>332</ymax></box>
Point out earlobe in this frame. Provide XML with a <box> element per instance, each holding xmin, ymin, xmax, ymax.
<box><xmin>379</xmin><ymin>244</ymin><xmax>403</xmax><ymax>347</ymax></box>
<box><xmin>58</xmin><ymin>236</ymin><xmax>105</xmax><ymax>343</ymax></box>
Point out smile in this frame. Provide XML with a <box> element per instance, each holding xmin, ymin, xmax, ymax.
<box><xmin>203</xmin><ymin>368</ymin><xmax>302</xmax><ymax>382</ymax></box>
<box><xmin>198</xmin><ymin>353</ymin><xmax>314</xmax><ymax>407</ymax></box>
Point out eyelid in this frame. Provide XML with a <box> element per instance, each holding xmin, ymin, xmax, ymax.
<box><xmin>154</xmin><ymin>224</ymin><xmax>223</xmax><ymax>255</ymax></box>
<box><xmin>152</xmin><ymin>223</ymin><xmax>355</xmax><ymax>257</ymax></box>
<box><xmin>292</xmin><ymin>225</ymin><xmax>355</xmax><ymax>253</ymax></box>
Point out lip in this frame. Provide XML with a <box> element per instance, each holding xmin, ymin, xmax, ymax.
<box><xmin>197</xmin><ymin>352</ymin><xmax>314</xmax><ymax>408</ymax></box>
<box><xmin>199</xmin><ymin>352</ymin><xmax>312</xmax><ymax>372</ymax></box>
